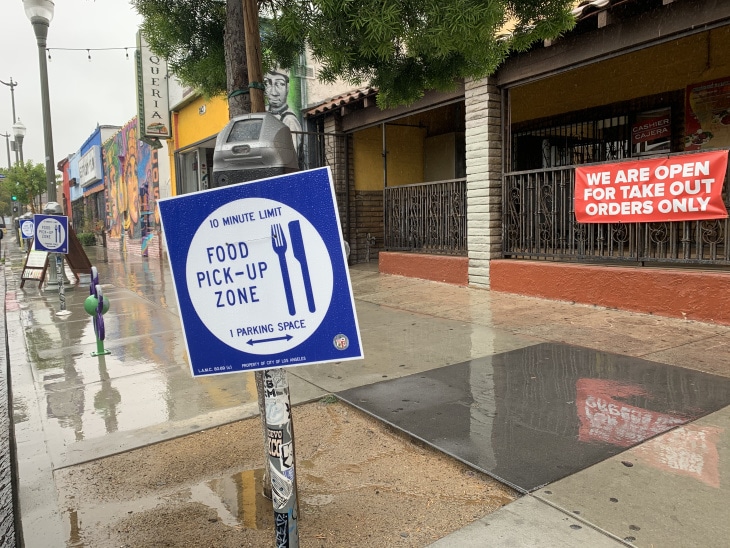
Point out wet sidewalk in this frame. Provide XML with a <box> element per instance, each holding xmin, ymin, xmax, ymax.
<box><xmin>4</xmin><ymin>241</ymin><xmax>730</xmax><ymax>547</ymax></box>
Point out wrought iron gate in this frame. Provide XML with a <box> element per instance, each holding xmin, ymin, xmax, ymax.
<box><xmin>384</xmin><ymin>179</ymin><xmax>467</xmax><ymax>254</ymax></box>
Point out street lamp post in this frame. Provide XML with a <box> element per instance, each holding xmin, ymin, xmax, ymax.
<box><xmin>12</xmin><ymin>119</ymin><xmax>26</xmax><ymax>165</ymax></box>
<box><xmin>0</xmin><ymin>77</ymin><xmax>19</xmax><ymax>164</ymax></box>
<box><xmin>0</xmin><ymin>132</ymin><xmax>10</xmax><ymax>169</ymax></box>
<box><xmin>23</xmin><ymin>0</ymin><xmax>57</xmax><ymax>206</ymax></box>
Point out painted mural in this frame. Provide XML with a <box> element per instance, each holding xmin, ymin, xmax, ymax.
<box><xmin>264</xmin><ymin>69</ymin><xmax>303</xmax><ymax>158</ymax></box>
<box><xmin>103</xmin><ymin>118</ymin><xmax>160</xmax><ymax>246</ymax></box>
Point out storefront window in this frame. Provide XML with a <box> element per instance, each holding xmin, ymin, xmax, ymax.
<box><xmin>510</xmin><ymin>91</ymin><xmax>683</xmax><ymax>172</ymax></box>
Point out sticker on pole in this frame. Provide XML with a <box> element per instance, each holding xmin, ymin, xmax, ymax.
<box><xmin>33</xmin><ymin>214</ymin><xmax>68</xmax><ymax>253</ymax></box>
<box><xmin>158</xmin><ymin>167</ymin><xmax>363</xmax><ymax>376</ymax></box>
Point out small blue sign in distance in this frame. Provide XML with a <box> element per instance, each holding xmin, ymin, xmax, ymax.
<box><xmin>19</xmin><ymin>219</ymin><xmax>35</xmax><ymax>240</ymax></box>
<box><xmin>158</xmin><ymin>167</ymin><xmax>363</xmax><ymax>377</ymax></box>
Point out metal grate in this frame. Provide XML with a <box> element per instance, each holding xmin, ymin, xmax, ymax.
<box><xmin>512</xmin><ymin>116</ymin><xmax>632</xmax><ymax>171</ymax></box>
<box><xmin>384</xmin><ymin>179</ymin><xmax>467</xmax><ymax>255</ymax></box>
<box><xmin>295</xmin><ymin>130</ymin><xmax>347</xmax><ymax>171</ymax></box>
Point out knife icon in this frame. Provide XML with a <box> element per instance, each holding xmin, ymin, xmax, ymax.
<box><xmin>288</xmin><ymin>220</ymin><xmax>316</xmax><ymax>313</ymax></box>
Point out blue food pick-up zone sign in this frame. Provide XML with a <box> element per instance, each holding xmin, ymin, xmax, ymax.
<box><xmin>158</xmin><ymin>167</ymin><xmax>363</xmax><ymax>377</ymax></box>
<box><xmin>33</xmin><ymin>214</ymin><xmax>68</xmax><ymax>253</ymax></box>
<box><xmin>19</xmin><ymin>219</ymin><xmax>35</xmax><ymax>240</ymax></box>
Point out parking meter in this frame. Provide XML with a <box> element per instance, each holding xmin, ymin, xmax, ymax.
<box><xmin>43</xmin><ymin>201</ymin><xmax>64</xmax><ymax>215</ymax></box>
<box><xmin>212</xmin><ymin>112</ymin><xmax>299</xmax><ymax>187</ymax></box>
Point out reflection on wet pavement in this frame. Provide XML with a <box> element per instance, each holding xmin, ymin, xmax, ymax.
<box><xmin>338</xmin><ymin>342</ymin><xmax>730</xmax><ymax>492</ymax></box>
<box><xmin>13</xmin><ymin>257</ymin><xmax>261</xmax><ymax>468</ymax></box>
<box><xmin>538</xmin><ymin>405</ymin><xmax>730</xmax><ymax>548</ymax></box>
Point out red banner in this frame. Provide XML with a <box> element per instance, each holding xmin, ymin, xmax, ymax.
<box><xmin>575</xmin><ymin>150</ymin><xmax>729</xmax><ymax>223</ymax></box>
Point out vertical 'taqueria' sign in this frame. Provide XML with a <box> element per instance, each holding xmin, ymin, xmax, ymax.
<box><xmin>136</xmin><ymin>31</ymin><xmax>171</xmax><ymax>140</ymax></box>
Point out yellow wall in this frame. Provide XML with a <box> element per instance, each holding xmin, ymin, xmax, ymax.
<box><xmin>353</xmin><ymin>127</ymin><xmax>382</xmax><ymax>191</ymax></box>
<box><xmin>387</xmin><ymin>125</ymin><xmax>426</xmax><ymax>186</ymax></box>
<box><xmin>176</xmin><ymin>95</ymin><xmax>229</xmax><ymax>148</ymax></box>
<box><xmin>353</xmin><ymin>125</ymin><xmax>426</xmax><ymax>190</ymax></box>
<box><xmin>424</xmin><ymin>133</ymin><xmax>456</xmax><ymax>181</ymax></box>
<box><xmin>511</xmin><ymin>27</ymin><xmax>730</xmax><ymax>123</ymax></box>
<box><xmin>168</xmin><ymin>94</ymin><xmax>229</xmax><ymax>195</ymax></box>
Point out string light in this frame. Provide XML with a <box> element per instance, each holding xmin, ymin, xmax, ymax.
<box><xmin>45</xmin><ymin>46</ymin><xmax>138</xmax><ymax>62</ymax></box>
<box><xmin>43</xmin><ymin>46</ymin><xmax>139</xmax><ymax>65</ymax></box>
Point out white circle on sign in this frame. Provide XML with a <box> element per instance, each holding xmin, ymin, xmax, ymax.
<box><xmin>36</xmin><ymin>218</ymin><xmax>66</xmax><ymax>250</ymax></box>
<box><xmin>185</xmin><ymin>197</ymin><xmax>334</xmax><ymax>355</ymax></box>
<box><xmin>21</xmin><ymin>221</ymin><xmax>35</xmax><ymax>238</ymax></box>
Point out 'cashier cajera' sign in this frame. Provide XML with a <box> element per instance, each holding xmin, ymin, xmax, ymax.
<box><xmin>574</xmin><ymin>150</ymin><xmax>728</xmax><ymax>223</ymax></box>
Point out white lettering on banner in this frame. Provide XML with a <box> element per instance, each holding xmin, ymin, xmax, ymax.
<box><xmin>575</xmin><ymin>151</ymin><xmax>729</xmax><ymax>223</ymax></box>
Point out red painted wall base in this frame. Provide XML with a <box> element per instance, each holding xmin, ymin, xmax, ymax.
<box><xmin>490</xmin><ymin>259</ymin><xmax>730</xmax><ymax>325</ymax></box>
<box><xmin>379</xmin><ymin>252</ymin><xmax>468</xmax><ymax>286</ymax></box>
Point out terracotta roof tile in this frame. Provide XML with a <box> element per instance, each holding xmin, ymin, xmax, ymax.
<box><xmin>305</xmin><ymin>87</ymin><xmax>378</xmax><ymax>117</ymax></box>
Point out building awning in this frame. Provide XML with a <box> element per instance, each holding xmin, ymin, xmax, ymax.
<box><xmin>305</xmin><ymin>87</ymin><xmax>378</xmax><ymax>118</ymax></box>
<box><xmin>83</xmin><ymin>180</ymin><xmax>105</xmax><ymax>197</ymax></box>
<box><xmin>571</xmin><ymin>0</ymin><xmax>611</xmax><ymax>20</ymax></box>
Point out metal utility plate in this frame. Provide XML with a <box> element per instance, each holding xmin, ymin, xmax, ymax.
<box><xmin>338</xmin><ymin>343</ymin><xmax>730</xmax><ymax>492</ymax></box>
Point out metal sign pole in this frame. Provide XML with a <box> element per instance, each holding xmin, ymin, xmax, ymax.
<box><xmin>264</xmin><ymin>368</ymin><xmax>299</xmax><ymax>548</ymax></box>
<box><xmin>55</xmin><ymin>253</ymin><xmax>71</xmax><ymax>316</ymax></box>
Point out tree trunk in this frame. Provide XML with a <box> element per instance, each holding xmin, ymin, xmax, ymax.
<box><xmin>224</xmin><ymin>0</ymin><xmax>270</xmax><ymax>499</ymax></box>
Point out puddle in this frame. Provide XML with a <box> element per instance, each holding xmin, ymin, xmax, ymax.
<box><xmin>64</xmin><ymin>468</ymin><xmax>273</xmax><ymax>545</ymax></box>
<box><xmin>188</xmin><ymin>468</ymin><xmax>272</xmax><ymax>530</ymax></box>
<box><xmin>338</xmin><ymin>342</ymin><xmax>730</xmax><ymax>492</ymax></box>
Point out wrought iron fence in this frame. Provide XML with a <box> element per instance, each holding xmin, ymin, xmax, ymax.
<box><xmin>384</xmin><ymin>179</ymin><xmax>467</xmax><ymax>254</ymax></box>
<box><xmin>295</xmin><ymin>130</ymin><xmax>347</xmax><ymax>171</ymax></box>
<box><xmin>503</xmin><ymin>165</ymin><xmax>730</xmax><ymax>265</ymax></box>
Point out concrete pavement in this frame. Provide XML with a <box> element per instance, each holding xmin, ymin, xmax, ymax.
<box><xmin>4</xmin><ymin>240</ymin><xmax>730</xmax><ymax>547</ymax></box>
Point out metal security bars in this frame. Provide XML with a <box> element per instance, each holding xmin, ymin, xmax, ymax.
<box><xmin>384</xmin><ymin>179</ymin><xmax>467</xmax><ymax>254</ymax></box>
<box><xmin>511</xmin><ymin>116</ymin><xmax>632</xmax><ymax>171</ymax></box>
<box><xmin>503</xmin><ymin>164</ymin><xmax>730</xmax><ymax>265</ymax></box>
<box><xmin>295</xmin><ymin>130</ymin><xmax>346</xmax><ymax>171</ymax></box>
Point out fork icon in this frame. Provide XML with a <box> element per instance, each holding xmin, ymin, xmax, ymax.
<box><xmin>271</xmin><ymin>223</ymin><xmax>296</xmax><ymax>315</ymax></box>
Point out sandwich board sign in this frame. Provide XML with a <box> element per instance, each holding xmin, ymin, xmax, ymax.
<box><xmin>158</xmin><ymin>167</ymin><xmax>363</xmax><ymax>377</ymax></box>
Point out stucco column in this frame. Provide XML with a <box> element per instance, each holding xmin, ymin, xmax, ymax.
<box><xmin>465</xmin><ymin>76</ymin><xmax>502</xmax><ymax>289</ymax></box>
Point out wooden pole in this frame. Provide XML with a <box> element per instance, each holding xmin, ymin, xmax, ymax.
<box><xmin>242</xmin><ymin>0</ymin><xmax>265</xmax><ymax>113</ymax></box>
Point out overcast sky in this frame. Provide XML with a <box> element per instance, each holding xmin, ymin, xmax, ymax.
<box><xmin>1</xmin><ymin>0</ymin><xmax>143</xmax><ymax>170</ymax></box>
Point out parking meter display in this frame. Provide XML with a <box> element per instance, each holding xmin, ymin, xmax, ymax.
<box><xmin>186</xmin><ymin>197</ymin><xmax>333</xmax><ymax>354</ymax></box>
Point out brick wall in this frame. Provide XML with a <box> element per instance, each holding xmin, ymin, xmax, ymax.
<box><xmin>105</xmin><ymin>233</ymin><xmax>162</xmax><ymax>259</ymax></box>
<box><xmin>320</xmin><ymin>114</ymin><xmax>389</xmax><ymax>265</ymax></box>
<box><xmin>351</xmin><ymin>190</ymin><xmax>383</xmax><ymax>263</ymax></box>
<box><xmin>324</xmin><ymin>116</ymin><xmax>348</xmax><ymax>235</ymax></box>
<box><xmin>465</xmin><ymin>76</ymin><xmax>502</xmax><ymax>289</ymax></box>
